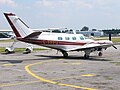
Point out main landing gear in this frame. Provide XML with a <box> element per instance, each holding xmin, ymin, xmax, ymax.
<box><xmin>61</xmin><ymin>50</ymin><xmax>68</xmax><ymax>58</ymax></box>
<box><xmin>84</xmin><ymin>54</ymin><xmax>90</xmax><ymax>59</ymax></box>
<box><xmin>84</xmin><ymin>51</ymin><xmax>103</xmax><ymax>59</ymax></box>
<box><xmin>60</xmin><ymin>49</ymin><xmax>103</xmax><ymax>59</ymax></box>
<box><xmin>84</xmin><ymin>49</ymin><xmax>91</xmax><ymax>59</ymax></box>
<box><xmin>83</xmin><ymin>48</ymin><xmax>103</xmax><ymax>59</ymax></box>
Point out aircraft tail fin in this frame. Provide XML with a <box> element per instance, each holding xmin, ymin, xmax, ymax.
<box><xmin>4</xmin><ymin>13</ymin><xmax>33</xmax><ymax>38</ymax></box>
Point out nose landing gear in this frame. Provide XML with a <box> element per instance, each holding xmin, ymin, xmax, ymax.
<box><xmin>98</xmin><ymin>52</ymin><xmax>103</xmax><ymax>56</ymax></box>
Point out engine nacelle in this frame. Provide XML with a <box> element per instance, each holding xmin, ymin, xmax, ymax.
<box><xmin>23</xmin><ymin>46</ymin><xmax>33</xmax><ymax>54</ymax></box>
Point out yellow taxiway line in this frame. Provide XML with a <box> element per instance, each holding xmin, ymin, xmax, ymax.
<box><xmin>0</xmin><ymin>64</ymin><xmax>16</xmax><ymax>66</ymax></box>
<box><xmin>25</xmin><ymin>60</ymin><xmax>96</xmax><ymax>90</ymax></box>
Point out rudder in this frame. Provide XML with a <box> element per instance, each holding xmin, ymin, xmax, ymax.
<box><xmin>4</xmin><ymin>13</ymin><xmax>33</xmax><ymax>38</ymax></box>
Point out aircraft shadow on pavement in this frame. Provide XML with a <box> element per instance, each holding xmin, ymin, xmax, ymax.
<box><xmin>34</xmin><ymin>55</ymin><xmax>111</xmax><ymax>61</ymax></box>
<box><xmin>0</xmin><ymin>55</ymin><xmax>111</xmax><ymax>64</ymax></box>
<box><xmin>0</xmin><ymin>60</ymin><xmax>23</xmax><ymax>63</ymax></box>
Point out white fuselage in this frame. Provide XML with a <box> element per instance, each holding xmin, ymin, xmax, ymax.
<box><xmin>24</xmin><ymin>32</ymin><xmax>111</xmax><ymax>52</ymax></box>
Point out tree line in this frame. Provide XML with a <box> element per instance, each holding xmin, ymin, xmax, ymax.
<box><xmin>80</xmin><ymin>26</ymin><xmax>120</xmax><ymax>34</ymax></box>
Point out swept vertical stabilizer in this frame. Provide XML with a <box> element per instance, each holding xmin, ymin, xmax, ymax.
<box><xmin>4</xmin><ymin>13</ymin><xmax>33</xmax><ymax>38</ymax></box>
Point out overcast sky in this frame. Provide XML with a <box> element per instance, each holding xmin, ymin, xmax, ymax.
<box><xmin>0</xmin><ymin>0</ymin><xmax>120</xmax><ymax>30</ymax></box>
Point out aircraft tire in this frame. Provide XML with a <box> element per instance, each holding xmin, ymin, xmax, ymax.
<box><xmin>61</xmin><ymin>51</ymin><xmax>68</xmax><ymax>58</ymax></box>
<box><xmin>98</xmin><ymin>52</ymin><xmax>103</xmax><ymax>56</ymax></box>
<box><xmin>84</xmin><ymin>54</ymin><xmax>89</xmax><ymax>59</ymax></box>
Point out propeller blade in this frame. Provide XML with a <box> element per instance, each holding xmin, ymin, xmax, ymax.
<box><xmin>112</xmin><ymin>45</ymin><xmax>117</xmax><ymax>49</ymax></box>
<box><xmin>109</xmin><ymin>34</ymin><xmax>111</xmax><ymax>41</ymax></box>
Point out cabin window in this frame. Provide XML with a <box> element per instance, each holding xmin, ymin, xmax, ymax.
<box><xmin>91</xmin><ymin>33</ymin><xmax>94</xmax><ymax>36</ymax></box>
<box><xmin>58</xmin><ymin>37</ymin><xmax>62</xmax><ymax>40</ymax></box>
<box><xmin>65</xmin><ymin>37</ymin><xmax>70</xmax><ymax>40</ymax></box>
<box><xmin>72</xmin><ymin>37</ymin><xmax>76</xmax><ymax>40</ymax></box>
<box><xmin>80</xmin><ymin>36</ymin><xmax>84</xmax><ymax>40</ymax></box>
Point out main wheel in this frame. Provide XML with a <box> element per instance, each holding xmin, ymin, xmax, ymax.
<box><xmin>84</xmin><ymin>54</ymin><xmax>89</xmax><ymax>59</ymax></box>
<box><xmin>61</xmin><ymin>51</ymin><xmax>68</xmax><ymax>58</ymax></box>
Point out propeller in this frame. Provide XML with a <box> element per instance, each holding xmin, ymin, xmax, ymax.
<box><xmin>109</xmin><ymin>33</ymin><xmax>117</xmax><ymax>49</ymax></box>
<box><xmin>112</xmin><ymin>45</ymin><xmax>117</xmax><ymax>49</ymax></box>
<box><xmin>109</xmin><ymin>34</ymin><xmax>111</xmax><ymax>41</ymax></box>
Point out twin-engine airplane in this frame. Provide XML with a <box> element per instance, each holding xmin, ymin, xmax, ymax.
<box><xmin>4</xmin><ymin>13</ymin><xmax>117</xmax><ymax>58</ymax></box>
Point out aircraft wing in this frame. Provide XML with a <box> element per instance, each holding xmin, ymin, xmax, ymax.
<box><xmin>68</xmin><ymin>43</ymin><xmax>115</xmax><ymax>51</ymax></box>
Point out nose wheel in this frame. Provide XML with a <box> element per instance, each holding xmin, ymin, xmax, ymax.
<box><xmin>98</xmin><ymin>52</ymin><xmax>103</xmax><ymax>56</ymax></box>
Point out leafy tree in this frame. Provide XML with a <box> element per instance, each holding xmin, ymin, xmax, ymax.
<box><xmin>92</xmin><ymin>29</ymin><xmax>97</xmax><ymax>31</ymax></box>
<box><xmin>81</xmin><ymin>26</ymin><xmax>89</xmax><ymax>31</ymax></box>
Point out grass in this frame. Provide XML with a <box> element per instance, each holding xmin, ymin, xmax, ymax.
<box><xmin>94</xmin><ymin>37</ymin><xmax>120</xmax><ymax>43</ymax></box>
<box><xmin>0</xmin><ymin>39</ymin><xmax>13</xmax><ymax>42</ymax></box>
<box><xmin>0</xmin><ymin>47</ymin><xmax>47</xmax><ymax>53</ymax></box>
<box><xmin>111</xmin><ymin>38</ymin><xmax>120</xmax><ymax>43</ymax></box>
<box><xmin>110</xmin><ymin>62</ymin><xmax>120</xmax><ymax>66</ymax></box>
<box><xmin>0</xmin><ymin>47</ymin><xmax>7</xmax><ymax>53</ymax></box>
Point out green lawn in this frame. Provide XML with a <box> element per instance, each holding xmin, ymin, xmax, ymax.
<box><xmin>0</xmin><ymin>39</ymin><xmax>13</xmax><ymax>42</ymax></box>
<box><xmin>94</xmin><ymin>37</ymin><xmax>120</xmax><ymax>43</ymax></box>
<box><xmin>0</xmin><ymin>47</ymin><xmax>47</xmax><ymax>53</ymax></box>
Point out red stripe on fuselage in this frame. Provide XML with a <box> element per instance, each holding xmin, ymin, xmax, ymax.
<box><xmin>17</xmin><ymin>38</ymin><xmax>86</xmax><ymax>46</ymax></box>
<box><xmin>4</xmin><ymin>13</ymin><xmax>21</xmax><ymax>37</ymax></box>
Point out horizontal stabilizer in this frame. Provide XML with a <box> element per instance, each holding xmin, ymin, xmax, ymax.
<box><xmin>24</xmin><ymin>31</ymin><xmax>42</xmax><ymax>39</ymax></box>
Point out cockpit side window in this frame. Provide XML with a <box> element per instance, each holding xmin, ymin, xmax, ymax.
<box><xmin>65</xmin><ymin>37</ymin><xmax>70</xmax><ymax>40</ymax></box>
<box><xmin>72</xmin><ymin>37</ymin><xmax>76</xmax><ymax>40</ymax></box>
<box><xmin>80</xmin><ymin>36</ymin><xmax>84</xmax><ymax>40</ymax></box>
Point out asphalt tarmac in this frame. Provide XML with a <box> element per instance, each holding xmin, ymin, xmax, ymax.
<box><xmin>0</xmin><ymin>44</ymin><xmax>120</xmax><ymax>90</ymax></box>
